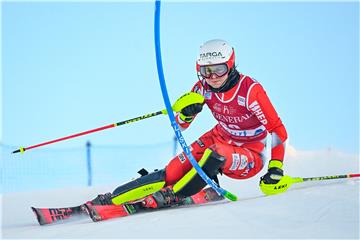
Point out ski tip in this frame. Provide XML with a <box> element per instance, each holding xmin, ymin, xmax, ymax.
<box><xmin>31</xmin><ymin>207</ymin><xmax>47</xmax><ymax>226</ymax></box>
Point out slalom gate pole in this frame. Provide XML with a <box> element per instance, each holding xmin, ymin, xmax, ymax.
<box><xmin>12</xmin><ymin>110</ymin><xmax>166</xmax><ymax>154</ymax></box>
<box><xmin>153</xmin><ymin>0</ymin><xmax>237</xmax><ymax>201</ymax></box>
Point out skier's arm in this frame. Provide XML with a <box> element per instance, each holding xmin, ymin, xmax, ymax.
<box><xmin>247</xmin><ymin>83</ymin><xmax>288</xmax><ymax>162</ymax></box>
<box><xmin>247</xmin><ymin>83</ymin><xmax>289</xmax><ymax>193</ymax></box>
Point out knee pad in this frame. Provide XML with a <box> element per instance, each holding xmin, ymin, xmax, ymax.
<box><xmin>173</xmin><ymin>148</ymin><xmax>225</xmax><ymax>197</ymax></box>
<box><xmin>111</xmin><ymin>169</ymin><xmax>166</xmax><ymax>205</ymax></box>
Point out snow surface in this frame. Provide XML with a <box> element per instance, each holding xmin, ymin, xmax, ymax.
<box><xmin>1</xmin><ymin>148</ymin><xmax>359</xmax><ymax>239</ymax></box>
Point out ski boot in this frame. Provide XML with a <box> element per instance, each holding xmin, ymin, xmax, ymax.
<box><xmin>141</xmin><ymin>186</ymin><xmax>182</xmax><ymax>209</ymax></box>
<box><xmin>83</xmin><ymin>193</ymin><xmax>135</xmax><ymax>222</ymax></box>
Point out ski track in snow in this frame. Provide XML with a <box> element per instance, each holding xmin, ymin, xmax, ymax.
<box><xmin>1</xmin><ymin>179</ymin><xmax>359</xmax><ymax>239</ymax></box>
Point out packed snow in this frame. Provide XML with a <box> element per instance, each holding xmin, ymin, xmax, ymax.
<box><xmin>1</xmin><ymin>147</ymin><xmax>359</xmax><ymax>239</ymax></box>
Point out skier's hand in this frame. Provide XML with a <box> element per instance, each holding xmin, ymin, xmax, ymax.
<box><xmin>179</xmin><ymin>103</ymin><xmax>203</xmax><ymax>123</ymax></box>
<box><xmin>260</xmin><ymin>160</ymin><xmax>284</xmax><ymax>184</ymax></box>
<box><xmin>260</xmin><ymin>160</ymin><xmax>290</xmax><ymax>195</ymax></box>
<box><xmin>181</xmin><ymin>103</ymin><xmax>203</xmax><ymax>116</ymax></box>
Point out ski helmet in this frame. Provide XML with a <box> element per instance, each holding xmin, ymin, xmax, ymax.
<box><xmin>196</xmin><ymin>39</ymin><xmax>235</xmax><ymax>74</ymax></box>
<box><xmin>196</xmin><ymin>39</ymin><xmax>239</xmax><ymax>93</ymax></box>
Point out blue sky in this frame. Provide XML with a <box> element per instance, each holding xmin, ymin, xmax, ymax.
<box><xmin>2</xmin><ymin>1</ymin><xmax>359</xmax><ymax>155</ymax></box>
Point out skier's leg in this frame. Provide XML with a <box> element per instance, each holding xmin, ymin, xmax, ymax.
<box><xmin>220</xmin><ymin>141</ymin><xmax>266</xmax><ymax>179</ymax></box>
<box><xmin>165</xmin><ymin>129</ymin><xmax>215</xmax><ymax>185</ymax></box>
<box><xmin>111</xmin><ymin>169</ymin><xmax>166</xmax><ymax>205</ymax></box>
<box><xmin>90</xmin><ymin>129</ymin><xmax>215</xmax><ymax>206</ymax></box>
<box><xmin>84</xmin><ymin>171</ymin><xmax>168</xmax><ymax>220</ymax></box>
<box><xmin>147</xmin><ymin>139</ymin><xmax>266</xmax><ymax>208</ymax></box>
<box><xmin>142</xmin><ymin>148</ymin><xmax>225</xmax><ymax>209</ymax></box>
<box><xmin>172</xmin><ymin>148</ymin><xmax>225</xmax><ymax>197</ymax></box>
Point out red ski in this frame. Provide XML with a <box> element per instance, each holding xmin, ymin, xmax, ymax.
<box><xmin>32</xmin><ymin>187</ymin><xmax>224</xmax><ymax>225</ymax></box>
<box><xmin>31</xmin><ymin>205</ymin><xmax>87</xmax><ymax>225</ymax></box>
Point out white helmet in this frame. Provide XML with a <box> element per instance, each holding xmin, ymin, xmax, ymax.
<box><xmin>196</xmin><ymin>39</ymin><xmax>235</xmax><ymax>73</ymax></box>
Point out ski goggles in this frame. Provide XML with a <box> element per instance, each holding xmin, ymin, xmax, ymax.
<box><xmin>199</xmin><ymin>64</ymin><xmax>229</xmax><ymax>78</ymax></box>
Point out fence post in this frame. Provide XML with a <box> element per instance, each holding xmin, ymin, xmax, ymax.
<box><xmin>86</xmin><ymin>141</ymin><xmax>92</xmax><ymax>186</ymax></box>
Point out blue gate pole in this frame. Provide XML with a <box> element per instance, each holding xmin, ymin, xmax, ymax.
<box><xmin>86</xmin><ymin>141</ymin><xmax>92</xmax><ymax>186</ymax></box>
<box><xmin>173</xmin><ymin>135</ymin><xmax>177</xmax><ymax>156</ymax></box>
<box><xmin>153</xmin><ymin>0</ymin><xmax>236</xmax><ymax>201</ymax></box>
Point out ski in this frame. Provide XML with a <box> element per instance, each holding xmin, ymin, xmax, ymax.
<box><xmin>31</xmin><ymin>205</ymin><xmax>87</xmax><ymax>225</ymax></box>
<box><xmin>83</xmin><ymin>187</ymin><xmax>224</xmax><ymax>222</ymax></box>
<box><xmin>32</xmin><ymin>187</ymin><xmax>224</xmax><ymax>225</ymax></box>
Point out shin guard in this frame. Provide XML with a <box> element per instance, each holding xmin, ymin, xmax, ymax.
<box><xmin>111</xmin><ymin>169</ymin><xmax>166</xmax><ymax>205</ymax></box>
<box><xmin>173</xmin><ymin>149</ymin><xmax>225</xmax><ymax>197</ymax></box>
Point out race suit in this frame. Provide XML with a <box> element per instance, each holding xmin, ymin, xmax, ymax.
<box><xmin>165</xmin><ymin>73</ymin><xmax>288</xmax><ymax>184</ymax></box>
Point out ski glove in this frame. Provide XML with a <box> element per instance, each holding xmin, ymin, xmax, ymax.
<box><xmin>179</xmin><ymin>103</ymin><xmax>203</xmax><ymax>123</ymax></box>
<box><xmin>260</xmin><ymin>160</ymin><xmax>284</xmax><ymax>184</ymax></box>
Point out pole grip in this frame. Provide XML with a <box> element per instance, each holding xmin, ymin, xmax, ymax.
<box><xmin>12</xmin><ymin>147</ymin><xmax>25</xmax><ymax>154</ymax></box>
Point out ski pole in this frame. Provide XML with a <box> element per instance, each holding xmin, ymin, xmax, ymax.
<box><xmin>291</xmin><ymin>173</ymin><xmax>360</xmax><ymax>184</ymax></box>
<box><xmin>262</xmin><ymin>173</ymin><xmax>360</xmax><ymax>195</ymax></box>
<box><xmin>12</xmin><ymin>89</ymin><xmax>204</xmax><ymax>154</ymax></box>
<box><xmin>12</xmin><ymin>110</ymin><xmax>166</xmax><ymax>154</ymax></box>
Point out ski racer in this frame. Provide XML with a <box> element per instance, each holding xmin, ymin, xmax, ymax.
<box><xmin>88</xmin><ymin>39</ymin><xmax>289</xmax><ymax>213</ymax></box>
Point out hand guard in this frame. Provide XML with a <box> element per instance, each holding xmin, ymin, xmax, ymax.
<box><xmin>260</xmin><ymin>160</ymin><xmax>291</xmax><ymax>195</ymax></box>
